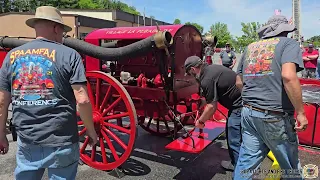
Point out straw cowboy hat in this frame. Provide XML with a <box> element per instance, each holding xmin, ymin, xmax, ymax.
<box><xmin>257</xmin><ymin>15</ymin><xmax>296</xmax><ymax>39</ymax></box>
<box><xmin>25</xmin><ymin>6</ymin><xmax>72</xmax><ymax>32</ymax></box>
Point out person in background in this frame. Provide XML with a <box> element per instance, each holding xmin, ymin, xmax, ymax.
<box><xmin>235</xmin><ymin>15</ymin><xmax>308</xmax><ymax>180</ymax></box>
<box><xmin>302</xmin><ymin>43</ymin><xmax>319</xmax><ymax>79</ymax></box>
<box><xmin>184</xmin><ymin>56</ymin><xmax>242</xmax><ymax>173</ymax></box>
<box><xmin>0</xmin><ymin>6</ymin><xmax>97</xmax><ymax>180</ymax></box>
<box><xmin>220</xmin><ymin>43</ymin><xmax>237</xmax><ymax>69</ymax></box>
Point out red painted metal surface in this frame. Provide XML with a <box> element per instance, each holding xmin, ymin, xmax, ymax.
<box><xmin>85</xmin><ymin>25</ymin><xmax>183</xmax><ymax>40</ymax></box>
<box><xmin>84</xmin><ymin>25</ymin><xmax>203</xmax><ymax>138</ymax></box>
<box><xmin>77</xmin><ymin>71</ymin><xmax>137</xmax><ymax>170</ymax></box>
<box><xmin>0</xmin><ymin>49</ymin><xmax>8</xmax><ymax>67</ymax></box>
<box><xmin>296</xmin><ymin>78</ymin><xmax>320</xmax><ymax>148</ymax></box>
<box><xmin>314</xmin><ymin>107</ymin><xmax>320</xmax><ymax>146</ymax></box>
<box><xmin>295</xmin><ymin>104</ymin><xmax>317</xmax><ymax>145</ymax></box>
<box><xmin>165</xmin><ymin>121</ymin><xmax>225</xmax><ymax>153</ymax></box>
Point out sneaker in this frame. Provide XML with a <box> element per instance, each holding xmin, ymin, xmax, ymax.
<box><xmin>221</xmin><ymin>160</ymin><xmax>234</xmax><ymax>171</ymax></box>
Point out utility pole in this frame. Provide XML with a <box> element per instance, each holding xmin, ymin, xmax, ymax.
<box><xmin>292</xmin><ymin>0</ymin><xmax>301</xmax><ymax>42</ymax></box>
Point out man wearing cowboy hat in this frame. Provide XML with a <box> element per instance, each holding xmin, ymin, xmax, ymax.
<box><xmin>184</xmin><ymin>55</ymin><xmax>243</xmax><ymax>173</ymax></box>
<box><xmin>0</xmin><ymin>6</ymin><xmax>97</xmax><ymax>180</ymax></box>
<box><xmin>234</xmin><ymin>15</ymin><xmax>308</xmax><ymax>180</ymax></box>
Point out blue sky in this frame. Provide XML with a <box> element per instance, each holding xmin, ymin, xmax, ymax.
<box><xmin>121</xmin><ymin>0</ymin><xmax>320</xmax><ymax>39</ymax></box>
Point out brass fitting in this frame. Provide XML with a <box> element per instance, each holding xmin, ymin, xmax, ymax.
<box><xmin>153</xmin><ymin>31</ymin><xmax>173</xmax><ymax>49</ymax></box>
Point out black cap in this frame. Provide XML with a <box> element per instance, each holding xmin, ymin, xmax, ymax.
<box><xmin>184</xmin><ymin>56</ymin><xmax>202</xmax><ymax>76</ymax></box>
<box><xmin>308</xmin><ymin>43</ymin><xmax>314</xmax><ymax>48</ymax></box>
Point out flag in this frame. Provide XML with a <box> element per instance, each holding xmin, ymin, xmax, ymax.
<box><xmin>274</xmin><ymin>9</ymin><xmax>281</xmax><ymax>15</ymax></box>
<box><xmin>288</xmin><ymin>17</ymin><xmax>293</xmax><ymax>25</ymax></box>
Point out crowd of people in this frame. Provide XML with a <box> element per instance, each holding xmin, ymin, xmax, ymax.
<box><xmin>185</xmin><ymin>14</ymin><xmax>310</xmax><ymax>180</ymax></box>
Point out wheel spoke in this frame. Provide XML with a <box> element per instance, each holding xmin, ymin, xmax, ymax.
<box><xmin>146</xmin><ymin>117</ymin><xmax>152</xmax><ymax>128</ymax></box>
<box><xmin>80</xmin><ymin>136</ymin><xmax>89</xmax><ymax>153</ymax></box>
<box><xmin>101</xmin><ymin>112</ymin><xmax>129</xmax><ymax>121</ymax></box>
<box><xmin>79</xmin><ymin>127</ymin><xmax>87</xmax><ymax>136</ymax></box>
<box><xmin>156</xmin><ymin>119</ymin><xmax>160</xmax><ymax>133</ymax></box>
<box><xmin>102</xmin><ymin>126</ymin><xmax>127</xmax><ymax>150</ymax></box>
<box><xmin>104</xmin><ymin>122</ymin><xmax>131</xmax><ymax>134</ymax></box>
<box><xmin>99</xmin><ymin>86</ymin><xmax>112</xmax><ymax>113</ymax></box>
<box><xmin>101</xmin><ymin>130</ymin><xmax>120</xmax><ymax>160</ymax></box>
<box><xmin>87</xmin><ymin>81</ymin><xmax>95</xmax><ymax>108</ymax></box>
<box><xmin>102</xmin><ymin>97</ymin><xmax>122</xmax><ymax>117</ymax></box>
<box><xmin>95</xmin><ymin>79</ymin><xmax>101</xmax><ymax>110</ymax></box>
<box><xmin>91</xmin><ymin>145</ymin><xmax>96</xmax><ymax>161</ymax></box>
<box><xmin>99</xmin><ymin>136</ymin><xmax>108</xmax><ymax>163</ymax></box>
<box><xmin>163</xmin><ymin>118</ymin><xmax>171</xmax><ymax>133</ymax></box>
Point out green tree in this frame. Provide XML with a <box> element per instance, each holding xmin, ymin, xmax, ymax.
<box><xmin>185</xmin><ymin>22</ymin><xmax>204</xmax><ymax>34</ymax></box>
<box><xmin>78</xmin><ymin>0</ymin><xmax>99</xmax><ymax>9</ymax></box>
<box><xmin>0</xmin><ymin>0</ymin><xmax>141</xmax><ymax>15</ymax></box>
<box><xmin>305</xmin><ymin>35</ymin><xmax>320</xmax><ymax>47</ymax></box>
<box><xmin>173</xmin><ymin>18</ymin><xmax>181</xmax><ymax>24</ymax></box>
<box><xmin>236</xmin><ymin>22</ymin><xmax>262</xmax><ymax>48</ymax></box>
<box><xmin>208</xmin><ymin>22</ymin><xmax>232</xmax><ymax>48</ymax></box>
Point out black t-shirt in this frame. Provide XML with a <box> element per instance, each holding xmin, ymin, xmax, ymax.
<box><xmin>199</xmin><ymin>64</ymin><xmax>242</xmax><ymax>109</ymax></box>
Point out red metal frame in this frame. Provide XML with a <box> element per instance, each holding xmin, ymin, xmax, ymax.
<box><xmin>83</xmin><ymin>25</ymin><xmax>204</xmax><ymax>138</ymax></box>
<box><xmin>296</xmin><ymin>78</ymin><xmax>320</xmax><ymax>148</ymax></box>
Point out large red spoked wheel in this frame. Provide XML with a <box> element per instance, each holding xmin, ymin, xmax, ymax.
<box><xmin>138</xmin><ymin>103</ymin><xmax>188</xmax><ymax>137</ymax></box>
<box><xmin>77</xmin><ymin>71</ymin><xmax>137</xmax><ymax>171</ymax></box>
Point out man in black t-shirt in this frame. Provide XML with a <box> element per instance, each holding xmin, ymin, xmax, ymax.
<box><xmin>184</xmin><ymin>56</ymin><xmax>242</xmax><ymax>172</ymax></box>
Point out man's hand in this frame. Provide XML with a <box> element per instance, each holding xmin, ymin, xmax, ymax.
<box><xmin>195</xmin><ymin>120</ymin><xmax>205</xmax><ymax>129</ymax></box>
<box><xmin>0</xmin><ymin>135</ymin><xmax>9</xmax><ymax>154</ymax></box>
<box><xmin>295</xmin><ymin>113</ymin><xmax>308</xmax><ymax>131</ymax></box>
<box><xmin>87</xmin><ymin>130</ymin><xmax>98</xmax><ymax>146</ymax></box>
<box><xmin>72</xmin><ymin>84</ymin><xmax>97</xmax><ymax>146</ymax></box>
<box><xmin>303</xmin><ymin>57</ymin><xmax>310</xmax><ymax>61</ymax></box>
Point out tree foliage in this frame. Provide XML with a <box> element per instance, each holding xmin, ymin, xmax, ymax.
<box><xmin>185</xmin><ymin>22</ymin><xmax>203</xmax><ymax>34</ymax></box>
<box><xmin>173</xmin><ymin>18</ymin><xmax>181</xmax><ymax>24</ymax></box>
<box><xmin>304</xmin><ymin>35</ymin><xmax>320</xmax><ymax>47</ymax></box>
<box><xmin>235</xmin><ymin>22</ymin><xmax>262</xmax><ymax>49</ymax></box>
<box><xmin>0</xmin><ymin>0</ymin><xmax>140</xmax><ymax>15</ymax></box>
<box><xmin>207</xmin><ymin>22</ymin><xmax>232</xmax><ymax>48</ymax></box>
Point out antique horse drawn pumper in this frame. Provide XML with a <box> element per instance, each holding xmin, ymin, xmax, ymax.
<box><xmin>0</xmin><ymin>24</ymin><xmax>229</xmax><ymax>171</ymax></box>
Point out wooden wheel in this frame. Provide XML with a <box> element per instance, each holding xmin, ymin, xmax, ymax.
<box><xmin>77</xmin><ymin>71</ymin><xmax>137</xmax><ymax>171</ymax></box>
<box><xmin>138</xmin><ymin>104</ymin><xmax>193</xmax><ymax>136</ymax></box>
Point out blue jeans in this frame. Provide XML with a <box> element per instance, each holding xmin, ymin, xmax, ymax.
<box><xmin>15</xmin><ymin>137</ymin><xmax>80</xmax><ymax>180</ymax></box>
<box><xmin>226</xmin><ymin>107</ymin><xmax>242</xmax><ymax>167</ymax></box>
<box><xmin>234</xmin><ymin>107</ymin><xmax>302</xmax><ymax>180</ymax></box>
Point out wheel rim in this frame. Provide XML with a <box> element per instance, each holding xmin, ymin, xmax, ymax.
<box><xmin>77</xmin><ymin>71</ymin><xmax>137</xmax><ymax>171</ymax></box>
<box><xmin>138</xmin><ymin>104</ymin><xmax>189</xmax><ymax>136</ymax></box>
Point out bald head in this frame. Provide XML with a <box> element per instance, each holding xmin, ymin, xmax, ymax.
<box><xmin>34</xmin><ymin>20</ymin><xmax>65</xmax><ymax>43</ymax></box>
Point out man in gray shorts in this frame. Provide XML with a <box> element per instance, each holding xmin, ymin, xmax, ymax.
<box><xmin>302</xmin><ymin>43</ymin><xmax>319</xmax><ymax>79</ymax></box>
<box><xmin>0</xmin><ymin>6</ymin><xmax>98</xmax><ymax>180</ymax></box>
<box><xmin>220</xmin><ymin>43</ymin><xmax>236</xmax><ymax>69</ymax></box>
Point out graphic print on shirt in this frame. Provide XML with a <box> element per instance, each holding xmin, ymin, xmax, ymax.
<box><xmin>9</xmin><ymin>48</ymin><xmax>58</xmax><ymax>106</ymax></box>
<box><xmin>244</xmin><ymin>38</ymin><xmax>280</xmax><ymax>77</ymax></box>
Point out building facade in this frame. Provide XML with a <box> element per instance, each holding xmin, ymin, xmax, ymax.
<box><xmin>0</xmin><ymin>9</ymin><xmax>171</xmax><ymax>40</ymax></box>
